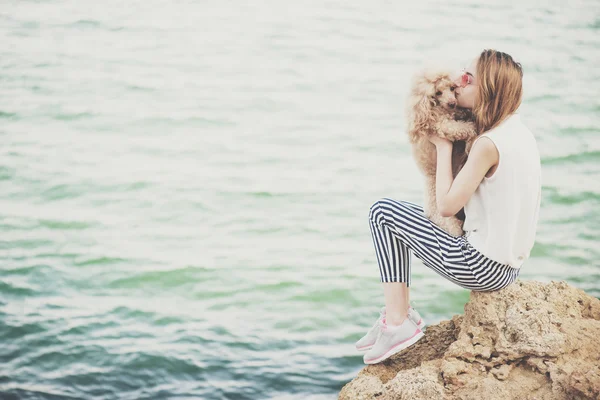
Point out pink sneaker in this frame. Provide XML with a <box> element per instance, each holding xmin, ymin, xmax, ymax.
<box><xmin>355</xmin><ymin>305</ymin><xmax>425</xmax><ymax>352</ymax></box>
<box><xmin>363</xmin><ymin>317</ymin><xmax>424</xmax><ymax>364</ymax></box>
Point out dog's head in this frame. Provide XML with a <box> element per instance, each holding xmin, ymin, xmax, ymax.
<box><xmin>406</xmin><ymin>68</ymin><xmax>460</xmax><ymax>143</ymax></box>
<box><xmin>410</xmin><ymin>68</ymin><xmax>458</xmax><ymax>113</ymax></box>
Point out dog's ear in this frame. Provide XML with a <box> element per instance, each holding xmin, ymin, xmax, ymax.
<box><xmin>406</xmin><ymin>88</ymin><xmax>435</xmax><ymax>142</ymax></box>
<box><xmin>411</xmin><ymin>94</ymin><xmax>432</xmax><ymax>127</ymax></box>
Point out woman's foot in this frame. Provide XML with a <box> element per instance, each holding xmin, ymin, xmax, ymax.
<box><xmin>385</xmin><ymin>306</ymin><xmax>426</xmax><ymax>330</ymax></box>
<box><xmin>355</xmin><ymin>307</ymin><xmax>387</xmax><ymax>351</ymax></box>
<box><xmin>363</xmin><ymin>317</ymin><xmax>424</xmax><ymax>364</ymax></box>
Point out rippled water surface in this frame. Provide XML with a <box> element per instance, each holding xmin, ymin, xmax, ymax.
<box><xmin>1</xmin><ymin>1</ymin><xmax>599</xmax><ymax>399</ymax></box>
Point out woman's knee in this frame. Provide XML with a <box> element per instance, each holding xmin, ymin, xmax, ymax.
<box><xmin>369</xmin><ymin>197</ymin><xmax>406</xmax><ymax>227</ymax></box>
<box><xmin>369</xmin><ymin>198</ymin><xmax>389</xmax><ymax>226</ymax></box>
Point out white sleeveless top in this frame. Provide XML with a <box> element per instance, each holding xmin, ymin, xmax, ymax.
<box><xmin>463</xmin><ymin>112</ymin><xmax>542</xmax><ymax>269</ymax></box>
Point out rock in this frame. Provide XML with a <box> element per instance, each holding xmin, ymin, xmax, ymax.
<box><xmin>339</xmin><ymin>280</ymin><xmax>600</xmax><ymax>400</ymax></box>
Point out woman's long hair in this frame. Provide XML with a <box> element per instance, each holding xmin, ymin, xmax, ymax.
<box><xmin>473</xmin><ymin>49</ymin><xmax>523</xmax><ymax>134</ymax></box>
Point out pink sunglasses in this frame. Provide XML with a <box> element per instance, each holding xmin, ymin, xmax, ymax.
<box><xmin>458</xmin><ymin>68</ymin><xmax>473</xmax><ymax>88</ymax></box>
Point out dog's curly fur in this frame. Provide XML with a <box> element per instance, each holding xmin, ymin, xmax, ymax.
<box><xmin>405</xmin><ymin>67</ymin><xmax>479</xmax><ymax>237</ymax></box>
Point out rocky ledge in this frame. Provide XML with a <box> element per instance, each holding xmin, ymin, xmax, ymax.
<box><xmin>339</xmin><ymin>280</ymin><xmax>600</xmax><ymax>400</ymax></box>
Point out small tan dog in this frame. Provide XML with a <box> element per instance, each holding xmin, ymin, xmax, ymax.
<box><xmin>405</xmin><ymin>67</ymin><xmax>479</xmax><ymax>237</ymax></box>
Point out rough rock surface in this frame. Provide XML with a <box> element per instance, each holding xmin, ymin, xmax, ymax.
<box><xmin>339</xmin><ymin>280</ymin><xmax>600</xmax><ymax>400</ymax></box>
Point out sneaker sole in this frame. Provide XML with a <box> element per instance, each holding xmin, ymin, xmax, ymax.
<box><xmin>363</xmin><ymin>329</ymin><xmax>425</xmax><ymax>364</ymax></box>
<box><xmin>355</xmin><ymin>318</ymin><xmax>425</xmax><ymax>352</ymax></box>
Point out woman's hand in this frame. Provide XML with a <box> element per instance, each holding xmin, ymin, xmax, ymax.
<box><xmin>428</xmin><ymin>135</ymin><xmax>453</xmax><ymax>149</ymax></box>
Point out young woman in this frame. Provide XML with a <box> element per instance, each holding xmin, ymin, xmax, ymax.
<box><xmin>357</xmin><ymin>49</ymin><xmax>542</xmax><ymax>365</ymax></box>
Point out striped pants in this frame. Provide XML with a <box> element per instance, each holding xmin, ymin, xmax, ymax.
<box><xmin>368</xmin><ymin>197</ymin><xmax>520</xmax><ymax>291</ymax></box>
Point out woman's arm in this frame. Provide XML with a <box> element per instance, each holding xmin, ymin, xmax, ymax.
<box><xmin>429</xmin><ymin>136</ymin><xmax>499</xmax><ymax>217</ymax></box>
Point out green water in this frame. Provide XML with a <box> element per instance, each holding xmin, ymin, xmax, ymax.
<box><xmin>1</xmin><ymin>1</ymin><xmax>599</xmax><ymax>399</ymax></box>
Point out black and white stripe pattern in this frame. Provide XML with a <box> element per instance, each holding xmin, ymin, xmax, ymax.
<box><xmin>368</xmin><ymin>197</ymin><xmax>520</xmax><ymax>291</ymax></box>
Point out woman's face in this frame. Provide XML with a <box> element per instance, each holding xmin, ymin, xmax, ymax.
<box><xmin>454</xmin><ymin>57</ymin><xmax>478</xmax><ymax>109</ymax></box>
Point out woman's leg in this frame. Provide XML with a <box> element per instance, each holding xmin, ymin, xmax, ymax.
<box><xmin>382</xmin><ymin>283</ymin><xmax>409</xmax><ymax>326</ymax></box>
<box><xmin>368</xmin><ymin>197</ymin><xmax>489</xmax><ymax>325</ymax></box>
<box><xmin>368</xmin><ymin>200</ymin><xmax>418</xmax><ymax>325</ymax></box>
